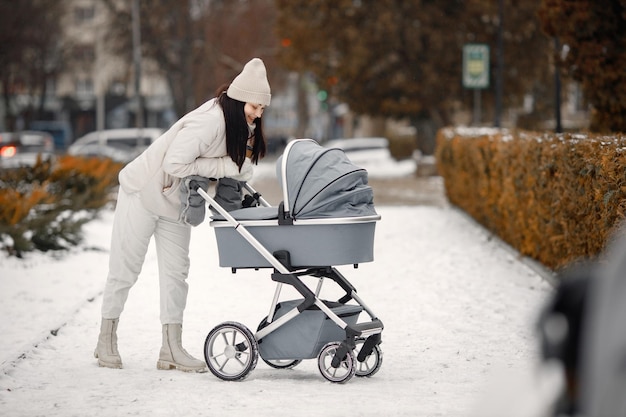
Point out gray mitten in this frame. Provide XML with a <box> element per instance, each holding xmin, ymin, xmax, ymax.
<box><xmin>180</xmin><ymin>175</ymin><xmax>211</xmax><ymax>226</ymax></box>
<box><xmin>211</xmin><ymin>177</ymin><xmax>243</xmax><ymax>213</ymax></box>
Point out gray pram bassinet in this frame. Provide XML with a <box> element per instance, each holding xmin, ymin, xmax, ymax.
<box><xmin>194</xmin><ymin>139</ymin><xmax>384</xmax><ymax>384</ymax></box>
<box><xmin>211</xmin><ymin>138</ymin><xmax>379</xmax><ymax>268</ymax></box>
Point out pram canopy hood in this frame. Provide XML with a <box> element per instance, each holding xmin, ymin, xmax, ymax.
<box><xmin>276</xmin><ymin>139</ymin><xmax>377</xmax><ymax>219</ymax></box>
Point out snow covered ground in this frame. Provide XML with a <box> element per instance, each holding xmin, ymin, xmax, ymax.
<box><xmin>0</xmin><ymin>158</ymin><xmax>554</xmax><ymax>416</ymax></box>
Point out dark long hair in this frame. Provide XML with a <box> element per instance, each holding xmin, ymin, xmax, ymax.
<box><xmin>215</xmin><ymin>84</ymin><xmax>266</xmax><ymax>169</ymax></box>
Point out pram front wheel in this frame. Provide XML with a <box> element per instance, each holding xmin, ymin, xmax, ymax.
<box><xmin>317</xmin><ymin>342</ymin><xmax>356</xmax><ymax>383</ymax></box>
<box><xmin>204</xmin><ymin>321</ymin><xmax>258</xmax><ymax>381</ymax></box>
<box><xmin>353</xmin><ymin>338</ymin><xmax>383</xmax><ymax>377</ymax></box>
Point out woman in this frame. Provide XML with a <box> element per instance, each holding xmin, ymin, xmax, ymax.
<box><xmin>94</xmin><ymin>58</ymin><xmax>271</xmax><ymax>372</ymax></box>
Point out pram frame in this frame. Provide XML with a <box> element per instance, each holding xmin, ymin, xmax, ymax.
<box><xmin>195</xmin><ymin>183</ymin><xmax>383</xmax><ymax>340</ymax></box>
<box><xmin>193</xmin><ymin>141</ymin><xmax>383</xmax><ymax>382</ymax></box>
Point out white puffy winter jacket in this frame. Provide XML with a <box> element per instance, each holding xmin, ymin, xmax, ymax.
<box><xmin>118</xmin><ymin>98</ymin><xmax>228</xmax><ymax>221</ymax></box>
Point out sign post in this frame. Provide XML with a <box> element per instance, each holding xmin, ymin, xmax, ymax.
<box><xmin>463</xmin><ymin>44</ymin><xmax>490</xmax><ymax>125</ymax></box>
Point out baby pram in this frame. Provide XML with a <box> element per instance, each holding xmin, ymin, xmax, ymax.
<box><xmin>193</xmin><ymin>139</ymin><xmax>384</xmax><ymax>383</ymax></box>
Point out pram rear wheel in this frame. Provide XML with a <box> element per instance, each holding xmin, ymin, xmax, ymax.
<box><xmin>263</xmin><ymin>358</ymin><xmax>302</xmax><ymax>369</ymax></box>
<box><xmin>204</xmin><ymin>321</ymin><xmax>258</xmax><ymax>381</ymax></box>
<box><xmin>317</xmin><ymin>342</ymin><xmax>356</xmax><ymax>383</ymax></box>
<box><xmin>353</xmin><ymin>338</ymin><xmax>383</xmax><ymax>377</ymax></box>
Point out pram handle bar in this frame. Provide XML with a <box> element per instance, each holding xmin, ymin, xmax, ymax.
<box><xmin>192</xmin><ymin>180</ymin><xmax>309</xmax><ymax>334</ymax></box>
<box><xmin>241</xmin><ymin>182</ymin><xmax>271</xmax><ymax>208</ymax></box>
<box><xmin>193</xmin><ymin>179</ymin><xmax>383</xmax><ymax>349</ymax></box>
<box><xmin>193</xmin><ymin>184</ymin><xmax>291</xmax><ymax>275</ymax></box>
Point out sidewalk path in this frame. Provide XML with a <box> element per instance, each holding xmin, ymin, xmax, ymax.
<box><xmin>0</xmin><ymin>198</ymin><xmax>552</xmax><ymax>416</ymax></box>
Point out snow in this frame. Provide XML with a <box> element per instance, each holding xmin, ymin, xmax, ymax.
<box><xmin>0</xmin><ymin>159</ymin><xmax>554</xmax><ymax>417</ymax></box>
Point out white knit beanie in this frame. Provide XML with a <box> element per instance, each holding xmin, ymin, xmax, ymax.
<box><xmin>227</xmin><ymin>58</ymin><xmax>271</xmax><ymax>106</ymax></box>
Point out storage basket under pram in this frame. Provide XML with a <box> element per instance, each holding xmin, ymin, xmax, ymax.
<box><xmin>193</xmin><ymin>139</ymin><xmax>384</xmax><ymax>383</ymax></box>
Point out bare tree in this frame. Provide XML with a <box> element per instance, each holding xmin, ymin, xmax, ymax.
<box><xmin>102</xmin><ymin>0</ymin><xmax>284</xmax><ymax>119</ymax></box>
<box><xmin>0</xmin><ymin>0</ymin><xmax>68</xmax><ymax>130</ymax></box>
<box><xmin>539</xmin><ymin>0</ymin><xmax>626</xmax><ymax>132</ymax></box>
<box><xmin>275</xmin><ymin>0</ymin><xmax>552</xmax><ymax>152</ymax></box>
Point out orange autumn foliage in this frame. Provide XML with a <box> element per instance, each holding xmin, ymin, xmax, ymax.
<box><xmin>0</xmin><ymin>155</ymin><xmax>124</xmax><ymax>255</ymax></box>
<box><xmin>436</xmin><ymin>127</ymin><xmax>626</xmax><ymax>271</ymax></box>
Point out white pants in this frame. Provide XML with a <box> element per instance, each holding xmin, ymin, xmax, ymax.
<box><xmin>101</xmin><ymin>188</ymin><xmax>191</xmax><ymax>324</ymax></box>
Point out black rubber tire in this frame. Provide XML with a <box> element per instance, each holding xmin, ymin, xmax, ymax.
<box><xmin>317</xmin><ymin>342</ymin><xmax>356</xmax><ymax>383</ymax></box>
<box><xmin>204</xmin><ymin>321</ymin><xmax>258</xmax><ymax>381</ymax></box>
<box><xmin>353</xmin><ymin>338</ymin><xmax>383</xmax><ymax>377</ymax></box>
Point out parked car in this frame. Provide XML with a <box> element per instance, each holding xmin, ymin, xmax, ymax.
<box><xmin>29</xmin><ymin>120</ymin><xmax>73</xmax><ymax>151</ymax></box>
<box><xmin>324</xmin><ymin>137</ymin><xmax>391</xmax><ymax>164</ymax></box>
<box><xmin>67</xmin><ymin>128</ymin><xmax>164</xmax><ymax>162</ymax></box>
<box><xmin>0</xmin><ymin>130</ymin><xmax>55</xmax><ymax>169</ymax></box>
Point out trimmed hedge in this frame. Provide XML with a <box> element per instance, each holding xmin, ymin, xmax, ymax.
<box><xmin>0</xmin><ymin>155</ymin><xmax>124</xmax><ymax>257</ymax></box>
<box><xmin>435</xmin><ymin>127</ymin><xmax>626</xmax><ymax>271</ymax></box>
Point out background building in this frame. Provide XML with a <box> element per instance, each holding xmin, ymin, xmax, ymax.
<box><xmin>55</xmin><ymin>0</ymin><xmax>174</xmax><ymax>142</ymax></box>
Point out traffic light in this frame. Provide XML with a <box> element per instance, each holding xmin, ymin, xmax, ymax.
<box><xmin>317</xmin><ymin>89</ymin><xmax>328</xmax><ymax>110</ymax></box>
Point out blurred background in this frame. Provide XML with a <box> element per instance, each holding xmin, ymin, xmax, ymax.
<box><xmin>0</xmin><ymin>0</ymin><xmax>623</xmax><ymax>163</ymax></box>
<box><xmin>2</xmin><ymin>5</ymin><xmax>626</xmax><ymax>413</ymax></box>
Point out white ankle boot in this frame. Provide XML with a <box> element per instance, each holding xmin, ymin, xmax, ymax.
<box><xmin>157</xmin><ymin>324</ymin><xmax>207</xmax><ymax>373</ymax></box>
<box><xmin>94</xmin><ymin>318</ymin><xmax>122</xmax><ymax>369</ymax></box>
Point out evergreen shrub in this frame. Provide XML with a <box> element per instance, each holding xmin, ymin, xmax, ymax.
<box><xmin>0</xmin><ymin>155</ymin><xmax>124</xmax><ymax>257</ymax></box>
<box><xmin>435</xmin><ymin>127</ymin><xmax>626</xmax><ymax>271</ymax></box>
